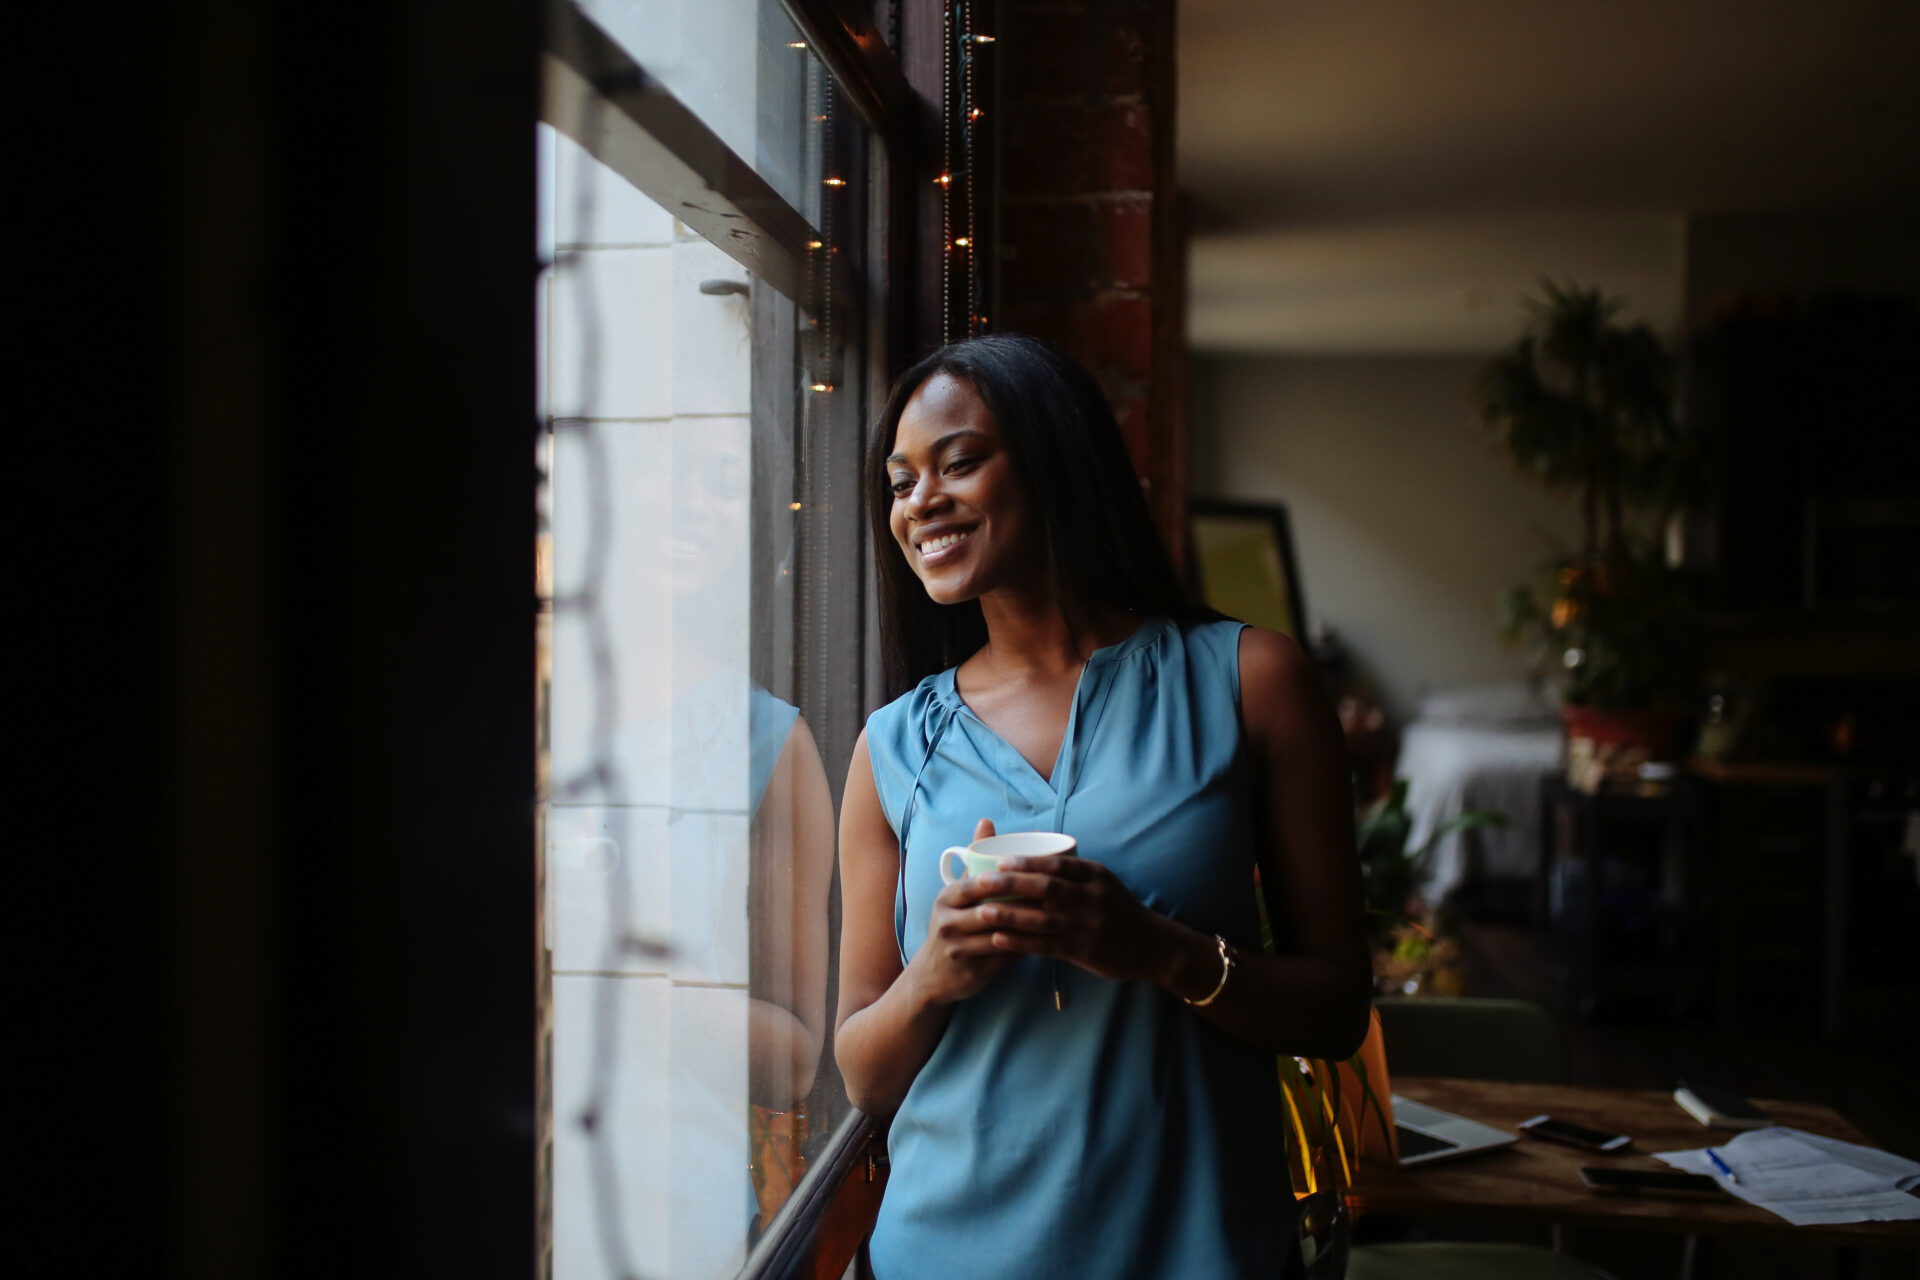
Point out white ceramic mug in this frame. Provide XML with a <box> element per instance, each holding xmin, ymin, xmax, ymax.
<box><xmin>938</xmin><ymin>831</ymin><xmax>1078</xmax><ymax>896</ymax></box>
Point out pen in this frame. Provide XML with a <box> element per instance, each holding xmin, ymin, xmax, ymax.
<box><xmin>1706</xmin><ymin>1147</ymin><xmax>1739</xmax><ymax>1184</ymax></box>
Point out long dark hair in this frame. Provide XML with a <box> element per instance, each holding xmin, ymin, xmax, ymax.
<box><xmin>866</xmin><ymin>334</ymin><xmax>1207</xmax><ymax>698</ymax></box>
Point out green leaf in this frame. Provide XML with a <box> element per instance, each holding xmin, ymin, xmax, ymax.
<box><xmin>1411</xmin><ymin>808</ymin><xmax>1510</xmax><ymax>866</ymax></box>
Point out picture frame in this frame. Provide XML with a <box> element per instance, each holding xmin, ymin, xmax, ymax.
<box><xmin>1188</xmin><ymin>498</ymin><xmax>1308</xmax><ymax>641</ymax></box>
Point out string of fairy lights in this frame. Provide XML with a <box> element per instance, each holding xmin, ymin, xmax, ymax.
<box><xmin>940</xmin><ymin>3</ymin><xmax>995</xmax><ymax>345</ymax></box>
<box><xmin>804</xmin><ymin>52</ymin><xmax>836</xmax><ymax>775</ymax></box>
<box><xmin>809</xmin><ymin>55</ymin><xmax>837</xmax><ymax>399</ymax></box>
<box><xmin>808</xmin><ymin>1</ymin><xmax>997</xmax><ymax>359</ymax></box>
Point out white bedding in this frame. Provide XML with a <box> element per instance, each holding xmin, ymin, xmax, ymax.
<box><xmin>1397</xmin><ymin>684</ymin><xmax>1563</xmax><ymax>903</ymax></box>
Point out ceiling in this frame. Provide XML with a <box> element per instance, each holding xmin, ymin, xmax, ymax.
<box><xmin>1179</xmin><ymin>0</ymin><xmax>1920</xmax><ymax>354</ymax></box>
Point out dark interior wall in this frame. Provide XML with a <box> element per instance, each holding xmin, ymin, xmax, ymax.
<box><xmin>1686</xmin><ymin>210</ymin><xmax>1920</xmax><ymax>328</ymax></box>
<box><xmin>16</xmin><ymin>1</ymin><xmax>178</xmax><ymax>1269</ymax></box>
<box><xmin>19</xmin><ymin>1</ymin><xmax>538</xmax><ymax>1275</ymax></box>
<box><xmin>1682</xmin><ymin>211</ymin><xmax>1920</xmax><ymax>645</ymax></box>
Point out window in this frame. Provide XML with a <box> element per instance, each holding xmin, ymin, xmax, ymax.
<box><xmin>535</xmin><ymin>3</ymin><xmax>900</xmax><ymax>1277</ymax></box>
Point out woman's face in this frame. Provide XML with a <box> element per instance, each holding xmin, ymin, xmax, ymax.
<box><xmin>886</xmin><ymin>373</ymin><xmax>1044</xmax><ymax>606</ymax></box>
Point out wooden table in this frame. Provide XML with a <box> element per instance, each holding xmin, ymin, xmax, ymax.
<box><xmin>1347</xmin><ymin>1078</ymin><xmax>1920</xmax><ymax>1249</ymax></box>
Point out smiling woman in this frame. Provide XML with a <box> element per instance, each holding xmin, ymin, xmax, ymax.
<box><xmin>865</xmin><ymin>336</ymin><xmax>1206</xmax><ymax>696</ymax></box>
<box><xmin>836</xmin><ymin>335</ymin><xmax>1373</xmax><ymax>1280</ymax></box>
<box><xmin>884</xmin><ymin>374</ymin><xmax>1043</xmax><ymax>606</ymax></box>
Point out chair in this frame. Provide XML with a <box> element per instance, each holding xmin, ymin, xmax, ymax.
<box><xmin>1340</xmin><ymin>998</ymin><xmax>1614</xmax><ymax>1280</ymax></box>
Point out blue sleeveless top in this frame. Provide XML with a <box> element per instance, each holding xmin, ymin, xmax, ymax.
<box><xmin>862</xmin><ymin>617</ymin><xmax>1292</xmax><ymax>1280</ymax></box>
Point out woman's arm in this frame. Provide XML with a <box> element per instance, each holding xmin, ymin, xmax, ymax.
<box><xmin>747</xmin><ymin>715</ymin><xmax>836</xmax><ymax>1108</ymax></box>
<box><xmin>1188</xmin><ymin>625</ymin><xmax>1372</xmax><ymax>1055</ymax></box>
<box><xmin>969</xmin><ymin>627</ymin><xmax>1373</xmax><ymax>1059</ymax></box>
<box><xmin>833</xmin><ymin>731</ymin><xmax>1017</xmax><ymax>1114</ymax></box>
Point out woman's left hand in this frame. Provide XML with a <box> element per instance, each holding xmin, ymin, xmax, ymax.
<box><xmin>969</xmin><ymin>856</ymin><xmax>1173</xmax><ymax>986</ymax></box>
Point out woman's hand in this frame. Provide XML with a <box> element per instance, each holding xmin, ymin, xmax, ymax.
<box><xmin>968</xmin><ymin>854</ymin><xmax>1175</xmax><ymax>987</ymax></box>
<box><xmin>905</xmin><ymin>818</ymin><xmax>1021</xmax><ymax>1006</ymax></box>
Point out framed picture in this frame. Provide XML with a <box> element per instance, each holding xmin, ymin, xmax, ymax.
<box><xmin>1188</xmin><ymin>498</ymin><xmax>1308</xmax><ymax>640</ymax></box>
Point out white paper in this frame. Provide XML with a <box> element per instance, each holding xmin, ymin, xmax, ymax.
<box><xmin>1655</xmin><ymin>1126</ymin><xmax>1920</xmax><ymax>1226</ymax></box>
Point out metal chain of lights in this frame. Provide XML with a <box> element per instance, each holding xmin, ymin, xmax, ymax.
<box><xmin>941</xmin><ymin>2</ymin><xmax>993</xmax><ymax>345</ymax></box>
<box><xmin>811</xmin><ymin>58</ymin><xmax>839</xmax><ymax>397</ymax></box>
<box><xmin>806</xmin><ymin>58</ymin><xmax>837</xmax><ymax>739</ymax></box>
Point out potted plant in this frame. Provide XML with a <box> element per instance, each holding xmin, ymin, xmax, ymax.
<box><xmin>1474</xmin><ymin>281</ymin><xmax>1705</xmax><ymax>779</ymax></box>
<box><xmin>1356</xmin><ymin>779</ymin><xmax>1505</xmax><ymax>994</ymax></box>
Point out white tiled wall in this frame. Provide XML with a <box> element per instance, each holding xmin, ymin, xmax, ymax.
<box><xmin>547</xmin><ymin>806</ymin><xmax>752</xmax><ymax>987</ymax></box>
<box><xmin>553</xmin><ymin>128</ymin><xmax>678</xmax><ymax>249</ymax></box>
<box><xmin>670</xmin><ymin>241</ymin><xmax>752</xmax><ymax>417</ymax></box>
<box><xmin>547</xmin><ymin>414</ymin><xmax>753</xmax><ymax>795</ymax></box>
<box><xmin>550</xmin><ymin>976</ymin><xmax>753</xmax><ymax>1280</ymax></box>
<box><xmin>546</xmin><ymin>248</ymin><xmax>677</xmax><ymax>422</ymax></box>
<box><xmin>548</xmin><ymin>417</ymin><xmax>676</xmax><ymax>780</ymax></box>
<box><xmin>542</xmin><ymin>120</ymin><xmax>759</xmax><ymax>1280</ymax></box>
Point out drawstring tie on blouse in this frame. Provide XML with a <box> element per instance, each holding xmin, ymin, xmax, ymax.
<box><xmin>893</xmin><ymin>683</ymin><xmax>1080</xmax><ymax>1011</ymax></box>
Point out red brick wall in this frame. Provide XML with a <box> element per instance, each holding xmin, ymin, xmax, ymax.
<box><xmin>997</xmin><ymin>0</ymin><xmax>1187</xmax><ymax>563</ymax></box>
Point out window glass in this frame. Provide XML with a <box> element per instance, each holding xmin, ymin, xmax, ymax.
<box><xmin>535</xmin><ymin>10</ymin><xmax>878</xmax><ymax>1276</ymax></box>
<box><xmin>576</xmin><ymin>0</ymin><xmax>838</xmax><ymax>214</ymax></box>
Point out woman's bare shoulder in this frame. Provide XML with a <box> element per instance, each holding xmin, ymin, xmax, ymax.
<box><xmin>1236</xmin><ymin>626</ymin><xmax>1329</xmax><ymax>743</ymax></box>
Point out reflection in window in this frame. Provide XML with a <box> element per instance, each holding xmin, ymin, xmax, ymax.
<box><xmin>534</xmin><ymin>8</ymin><xmax>875</xmax><ymax>1273</ymax></box>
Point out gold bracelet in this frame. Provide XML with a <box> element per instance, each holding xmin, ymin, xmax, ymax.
<box><xmin>1183</xmin><ymin>934</ymin><xmax>1234</xmax><ymax>1007</ymax></box>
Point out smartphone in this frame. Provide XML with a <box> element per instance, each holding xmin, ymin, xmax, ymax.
<box><xmin>1518</xmin><ymin>1114</ymin><xmax>1632</xmax><ymax>1152</ymax></box>
<box><xmin>1580</xmin><ymin>1166</ymin><xmax>1727</xmax><ymax>1197</ymax></box>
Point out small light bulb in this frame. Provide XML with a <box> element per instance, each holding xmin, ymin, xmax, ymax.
<box><xmin>935</xmin><ymin>173</ymin><xmax>952</xmax><ymax>186</ymax></box>
<box><xmin>954</xmin><ymin>237</ymin><xmax>971</xmax><ymax>247</ymax></box>
<box><xmin>974</xmin><ymin>34</ymin><xmax>995</xmax><ymax>44</ymax></box>
<box><xmin>810</xmin><ymin>383</ymin><xmax>833</xmax><ymax>393</ymax></box>
<box><xmin>787</xmin><ymin>41</ymin><xmax>807</xmax><ymax>49</ymax></box>
<box><xmin>970</xmin><ymin>108</ymin><xmax>983</xmax><ymax>120</ymax></box>
<box><xmin>807</xmin><ymin>240</ymin><xmax>824</xmax><ymax>249</ymax></box>
<box><xmin>789</xmin><ymin>502</ymin><xmax>803</xmax><ymax>511</ymax></box>
<box><xmin>823</xmin><ymin>177</ymin><xmax>846</xmax><ymax>187</ymax></box>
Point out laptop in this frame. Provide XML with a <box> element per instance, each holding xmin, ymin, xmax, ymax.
<box><xmin>1390</xmin><ymin>1094</ymin><xmax>1519</xmax><ymax>1167</ymax></box>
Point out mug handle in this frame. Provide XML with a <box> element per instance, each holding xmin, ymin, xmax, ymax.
<box><xmin>939</xmin><ymin>846</ymin><xmax>973</xmax><ymax>884</ymax></box>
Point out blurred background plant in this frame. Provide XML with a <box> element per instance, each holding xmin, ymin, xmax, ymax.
<box><xmin>1356</xmin><ymin>779</ymin><xmax>1507</xmax><ymax>953</ymax></box>
<box><xmin>1475</xmin><ymin>279</ymin><xmax>1695</xmax><ymax>562</ymax></box>
<box><xmin>1500</xmin><ymin>549</ymin><xmax>1705</xmax><ymax>711</ymax></box>
<box><xmin>1475</xmin><ymin>280</ymin><xmax>1708</xmax><ymax>716</ymax></box>
<box><xmin>1372</xmin><ymin>922</ymin><xmax>1465</xmax><ymax>999</ymax></box>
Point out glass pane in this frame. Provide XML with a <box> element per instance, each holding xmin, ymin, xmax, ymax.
<box><xmin>576</xmin><ymin>0</ymin><xmax>852</xmax><ymax>217</ymax></box>
<box><xmin>534</xmin><ymin>32</ymin><xmax>876</xmax><ymax>1278</ymax></box>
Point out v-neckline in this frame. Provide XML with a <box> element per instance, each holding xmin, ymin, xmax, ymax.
<box><xmin>941</xmin><ymin>616</ymin><xmax>1161</xmax><ymax>794</ymax></box>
